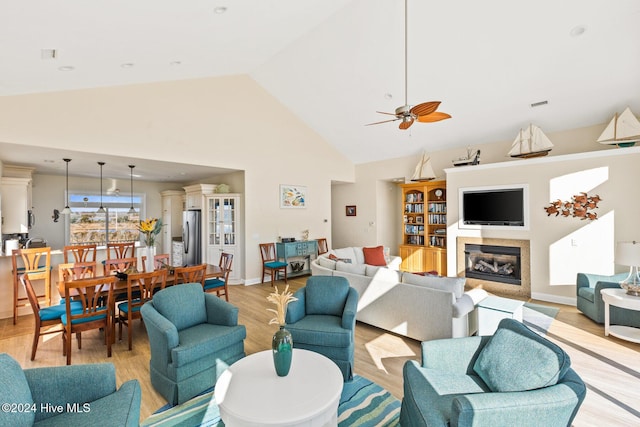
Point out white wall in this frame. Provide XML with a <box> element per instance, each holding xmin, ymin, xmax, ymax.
<box><xmin>0</xmin><ymin>75</ymin><xmax>355</xmax><ymax>283</ymax></box>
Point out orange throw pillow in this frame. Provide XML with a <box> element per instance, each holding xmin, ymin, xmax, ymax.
<box><xmin>363</xmin><ymin>246</ymin><xmax>387</xmax><ymax>266</ymax></box>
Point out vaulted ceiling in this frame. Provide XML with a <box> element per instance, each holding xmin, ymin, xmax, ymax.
<box><xmin>2</xmin><ymin>0</ymin><xmax>639</xmax><ymax>169</ymax></box>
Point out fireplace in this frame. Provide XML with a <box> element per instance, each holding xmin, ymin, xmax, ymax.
<box><xmin>464</xmin><ymin>244</ymin><xmax>521</xmax><ymax>285</ymax></box>
<box><xmin>457</xmin><ymin>237</ymin><xmax>530</xmax><ymax>299</ymax></box>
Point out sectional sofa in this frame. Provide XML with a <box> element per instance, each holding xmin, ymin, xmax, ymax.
<box><xmin>310</xmin><ymin>246</ymin><xmax>488</xmax><ymax>341</ymax></box>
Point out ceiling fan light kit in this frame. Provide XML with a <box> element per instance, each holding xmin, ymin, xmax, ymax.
<box><xmin>366</xmin><ymin>0</ymin><xmax>450</xmax><ymax>130</ymax></box>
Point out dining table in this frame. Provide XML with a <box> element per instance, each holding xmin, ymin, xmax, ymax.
<box><xmin>56</xmin><ymin>264</ymin><xmax>225</xmax><ymax>346</ymax></box>
<box><xmin>56</xmin><ymin>264</ymin><xmax>224</xmax><ymax>297</ymax></box>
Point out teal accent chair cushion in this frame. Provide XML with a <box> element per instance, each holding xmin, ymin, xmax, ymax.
<box><xmin>285</xmin><ymin>276</ymin><xmax>358</xmax><ymax>381</ymax></box>
<box><xmin>152</xmin><ymin>281</ymin><xmax>207</xmax><ymax>331</ymax></box>
<box><xmin>61</xmin><ymin>306</ymin><xmax>108</xmax><ymax>325</ymax></box>
<box><xmin>400</xmin><ymin>319</ymin><xmax>587</xmax><ymax>427</ymax></box>
<box><xmin>203</xmin><ymin>278</ymin><xmax>224</xmax><ymax>291</ymax></box>
<box><xmin>0</xmin><ymin>353</ymin><xmax>34</xmax><ymax>426</ymax></box>
<box><xmin>39</xmin><ymin>301</ymin><xmax>81</xmax><ymax>322</ymax></box>
<box><xmin>473</xmin><ymin>318</ymin><xmax>571</xmax><ymax>392</ymax></box>
<box><xmin>141</xmin><ymin>283</ymin><xmax>246</xmax><ymax>405</ymax></box>
<box><xmin>304</xmin><ymin>275</ymin><xmax>350</xmax><ymax>316</ymax></box>
<box><xmin>265</xmin><ymin>261</ymin><xmax>287</xmax><ymax>269</ymax></box>
<box><xmin>576</xmin><ymin>272</ymin><xmax>640</xmax><ymax>327</ymax></box>
<box><xmin>0</xmin><ymin>353</ymin><xmax>140</xmax><ymax>427</ymax></box>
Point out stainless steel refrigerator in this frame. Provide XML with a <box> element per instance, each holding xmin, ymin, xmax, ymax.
<box><xmin>182</xmin><ymin>210</ymin><xmax>201</xmax><ymax>266</ymax></box>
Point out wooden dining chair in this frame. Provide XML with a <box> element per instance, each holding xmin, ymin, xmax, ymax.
<box><xmin>317</xmin><ymin>238</ymin><xmax>329</xmax><ymax>255</ymax></box>
<box><xmin>63</xmin><ymin>244</ymin><xmax>97</xmax><ymax>263</ymax></box>
<box><xmin>62</xmin><ymin>276</ymin><xmax>116</xmax><ymax>365</ymax></box>
<box><xmin>203</xmin><ymin>252</ymin><xmax>232</xmax><ymax>301</ymax></box>
<box><xmin>57</xmin><ymin>262</ymin><xmax>97</xmax><ymax>296</ymax></box>
<box><xmin>259</xmin><ymin>243</ymin><xmax>287</xmax><ymax>286</ymax></box>
<box><xmin>20</xmin><ymin>273</ymin><xmax>81</xmax><ymax>361</ymax></box>
<box><xmin>11</xmin><ymin>247</ymin><xmax>52</xmax><ymax>325</ymax></box>
<box><xmin>103</xmin><ymin>257</ymin><xmax>138</xmax><ymax>277</ymax></box>
<box><xmin>173</xmin><ymin>264</ymin><xmax>207</xmax><ymax>287</ymax></box>
<box><xmin>106</xmin><ymin>242</ymin><xmax>136</xmax><ymax>259</ymax></box>
<box><xmin>117</xmin><ymin>269</ymin><xmax>168</xmax><ymax>350</ymax></box>
<box><xmin>141</xmin><ymin>253</ymin><xmax>170</xmax><ymax>272</ymax></box>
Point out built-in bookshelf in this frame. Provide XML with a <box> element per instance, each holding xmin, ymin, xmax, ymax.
<box><xmin>399</xmin><ymin>181</ymin><xmax>447</xmax><ymax>275</ymax></box>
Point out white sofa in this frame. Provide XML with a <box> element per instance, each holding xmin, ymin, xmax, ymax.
<box><xmin>310</xmin><ymin>247</ymin><xmax>488</xmax><ymax>342</ymax></box>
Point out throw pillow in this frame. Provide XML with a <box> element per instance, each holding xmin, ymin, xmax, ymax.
<box><xmin>329</xmin><ymin>254</ymin><xmax>352</xmax><ymax>263</ymax></box>
<box><xmin>363</xmin><ymin>245</ymin><xmax>387</xmax><ymax>266</ymax></box>
<box><xmin>473</xmin><ymin>318</ymin><xmax>571</xmax><ymax>392</ymax></box>
<box><xmin>331</xmin><ymin>247</ymin><xmax>357</xmax><ymax>263</ymax></box>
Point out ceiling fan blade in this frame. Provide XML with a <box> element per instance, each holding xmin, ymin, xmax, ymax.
<box><xmin>365</xmin><ymin>118</ymin><xmax>400</xmax><ymax>126</ymax></box>
<box><xmin>399</xmin><ymin>119</ymin><xmax>414</xmax><ymax>130</ymax></box>
<box><xmin>416</xmin><ymin>112</ymin><xmax>452</xmax><ymax>123</ymax></box>
<box><xmin>376</xmin><ymin>111</ymin><xmax>399</xmax><ymax>116</ymax></box>
<box><xmin>410</xmin><ymin>101</ymin><xmax>441</xmax><ymax>117</ymax></box>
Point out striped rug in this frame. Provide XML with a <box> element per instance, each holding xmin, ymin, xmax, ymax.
<box><xmin>142</xmin><ymin>375</ymin><xmax>400</xmax><ymax>427</ymax></box>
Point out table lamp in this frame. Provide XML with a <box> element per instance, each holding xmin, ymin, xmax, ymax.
<box><xmin>616</xmin><ymin>241</ymin><xmax>640</xmax><ymax>296</ymax></box>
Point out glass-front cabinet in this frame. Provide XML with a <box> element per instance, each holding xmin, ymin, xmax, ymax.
<box><xmin>206</xmin><ymin>194</ymin><xmax>240</xmax><ymax>282</ymax></box>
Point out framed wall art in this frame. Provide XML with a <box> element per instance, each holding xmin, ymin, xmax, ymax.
<box><xmin>346</xmin><ymin>205</ymin><xmax>357</xmax><ymax>216</ymax></box>
<box><xmin>280</xmin><ymin>184</ymin><xmax>307</xmax><ymax>208</ymax></box>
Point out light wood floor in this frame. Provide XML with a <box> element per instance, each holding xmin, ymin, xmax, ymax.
<box><xmin>1</xmin><ymin>277</ymin><xmax>639</xmax><ymax>426</ymax></box>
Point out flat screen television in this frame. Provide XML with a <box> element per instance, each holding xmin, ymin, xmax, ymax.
<box><xmin>461</xmin><ymin>186</ymin><xmax>526</xmax><ymax>227</ymax></box>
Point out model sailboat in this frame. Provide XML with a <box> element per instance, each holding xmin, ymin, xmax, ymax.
<box><xmin>410</xmin><ymin>152</ymin><xmax>436</xmax><ymax>181</ymax></box>
<box><xmin>508</xmin><ymin>124</ymin><xmax>554</xmax><ymax>158</ymax></box>
<box><xmin>597</xmin><ymin>107</ymin><xmax>640</xmax><ymax>147</ymax></box>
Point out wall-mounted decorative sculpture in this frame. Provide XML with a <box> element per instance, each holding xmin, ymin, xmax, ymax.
<box><xmin>544</xmin><ymin>192</ymin><xmax>601</xmax><ymax>220</ymax></box>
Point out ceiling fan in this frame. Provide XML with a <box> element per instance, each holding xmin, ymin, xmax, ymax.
<box><xmin>366</xmin><ymin>0</ymin><xmax>451</xmax><ymax>130</ymax></box>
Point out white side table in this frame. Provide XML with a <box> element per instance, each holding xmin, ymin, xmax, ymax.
<box><xmin>477</xmin><ymin>295</ymin><xmax>524</xmax><ymax>336</ymax></box>
<box><xmin>601</xmin><ymin>288</ymin><xmax>640</xmax><ymax>343</ymax></box>
<box><xmin>214</xmin><ymin>349</ymin><xmax>343</xmax><ymax>427</ymax></box>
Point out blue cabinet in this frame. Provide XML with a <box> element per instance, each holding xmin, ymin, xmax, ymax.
<box><xmin>276</xmin><ymin>241</ymin><xmax>318</xmax><ymax>277</ymax></box>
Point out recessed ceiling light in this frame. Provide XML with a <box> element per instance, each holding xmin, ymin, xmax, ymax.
<box><xmin>43</xmin><ymin>159</ymin><xmax>55</xmax><ymax>163</ymax></box>
<box><xmin>384</xmin><ymin>93</ymin><xmax>393</xmax><ymax>100</ymax></box>
<box><xmin>530</xmin><ymin>100</ymin><xmax>549</xmax><ymax>108</ymax></box>
<box><xmin>170</xmin><ymin>61</ymin><xmax>182</xmax><ymax>66</ymax></box>
<box><xmin>121</xmin><ymin>63</ymin><xmax>134</xmax><ymax>69</ymax></box>
<box><xmin>58</xmin><ymin>65</ymin><xmax>75</xmax><ymax>71</ymax></box>
<box><xmin>214</xmin><ymin>6</ymin><xmax>227</xmax><ymax>14</ymax></box>
<box><xmin>570</xmin><ymin>25</ymin><xmax>586</xmax><ymax>37</ymax></box>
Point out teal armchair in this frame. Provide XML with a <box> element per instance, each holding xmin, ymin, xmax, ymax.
<box><xmin>576</xmin><ymin>272</ymin><xmax>640</xmax><ymax>327</ymax></box>
<box><xmin>400</xmin><ymin>319</ymin><xmax>586</xmax><ymax>427</ymax></box>
<box><xmin>140</xmin><ymin>283</ymin><xmax>246</xmax><ymax>405</ymax></box>
<box><xmin>285</xmin><ymin>276</ymin><xmax>358</xmax><ymax>381</ymax></box>
<box><xmin>0</xmin><ymin>353</ymin><xmax>140</xmax><ymax>427</ymax></box>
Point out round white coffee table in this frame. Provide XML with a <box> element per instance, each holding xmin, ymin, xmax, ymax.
<box><xmin>601</xmin><ymin>288</ymin><xmax>640</xmax><ymax>343</ymax></box>
<box><xmin>214</xmin><ymin>349</ymin><xmax>343</xmax><ymax>427</ymax></box>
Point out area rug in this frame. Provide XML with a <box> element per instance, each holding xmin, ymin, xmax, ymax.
<box><xmin>523</xmin><ymin>302</ymin><xmax>559</xmax><ymax>336</ymax></box>
<box><xmin>142</xmin><ymin>375</ymin><xmax>400</xmax><ymax>427</ymax></box>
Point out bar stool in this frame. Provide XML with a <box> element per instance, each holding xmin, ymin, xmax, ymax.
<box><xmin>11</xmin><ymin>247</ymin><xmax>52</xmax><ymax>325</ymax></box>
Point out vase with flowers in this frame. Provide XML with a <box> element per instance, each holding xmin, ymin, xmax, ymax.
<box><xmin>137</xmin><ymin>218</ymin><xmax>162</xmax><ymax>272</ymax></box>
<box><xmin>267</xmin><ymin>285</ymin><xmax>298</xmax><ymax>377</ymax></box>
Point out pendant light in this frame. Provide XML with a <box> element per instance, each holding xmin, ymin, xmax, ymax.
<box><xmin>128</xmin><ymin>164</ymin><xmax>136</xmax><ymax>214</ymax></box>
<box><xmin>97</xmin><ymin>161</ymin><xmax>106</xmax><ymax>214</ymax></box>
<box><xmin>61</xmin><ymin>158</ymin><xmax>72</xmax><ymax>215</ymax></box>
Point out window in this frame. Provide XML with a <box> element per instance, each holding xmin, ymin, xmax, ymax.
<box><xmin>67</xmin><ymin>192</ymin><xmax>143</xmax><ymax>245</ymax></box>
